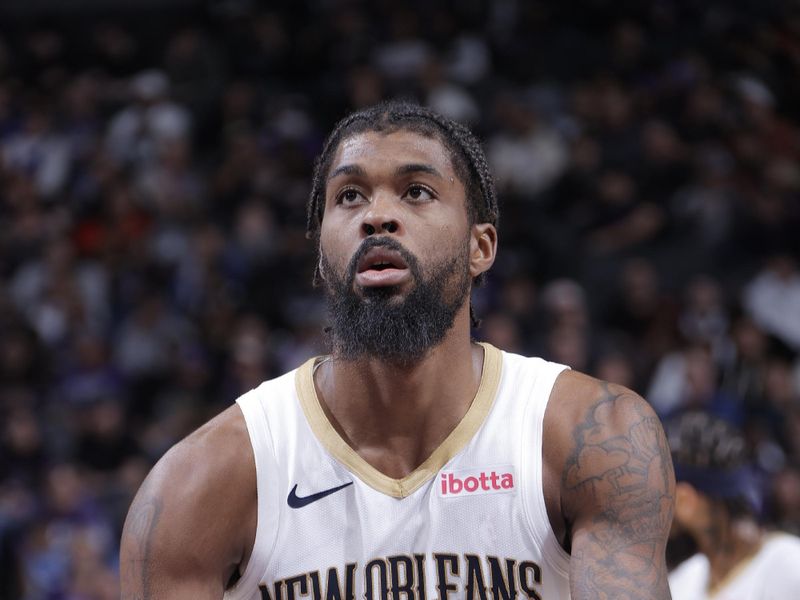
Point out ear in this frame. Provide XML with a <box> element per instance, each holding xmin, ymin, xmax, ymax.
<box><xmin>675</xmin><ymin>481</ymin><xmax>704</xmax><ymax>527</ymax></box>
<box><xmin>469</xmin><ymin>223</ymin><xmax>497</xmax><ymax>279</ymax></box>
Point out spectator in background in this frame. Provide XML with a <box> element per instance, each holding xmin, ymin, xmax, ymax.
<box><xmin>678</xmin><ymin>275</ymin><xmax>730</xmax><ymax>358</ymax></box>
<box><xmin>420</xmin><ymin>57</ymin><xmax>480</xmax><ymax>125</ymax></box>
<box><xmin>1</xmin><ymin>101</ymin><xmax>70</xmax><ymax>200</ymax></box>
<box><xmin>667</xmin><ymin>410</ymin><xmax>800</xmax><ymax>598</ymax></box>
<box><xmin>649</xmin><ymin>343</ymin><xmax>745</xmax><ymax>424</ymax></box>
<box><xmin>773</xmin><ymin>468</ymin><xmax>800</xmax><ymax>536</ymax></box>
<box><xmin>670</xmin><ymin>143</ymin><xmax>738</xmax><ymax>269</ymax></box>
<box><xmin>744</xmin><ymin>254</ymin><xmax>800</xmax><ymax>353</ymax></box>
<box><xmin>540</xmin><ymin>278</ymin><xmax>593</xmax><ymax>372</ymax></box>
<box><xmin>605</xmin><ymin>258</ymin><xmax>679</xmax><ymax>371</ymax></box>
<box><xmin>105</xmin><ymin>69</ymin><xmax>191</xmax><ymax>169</ymax></box>
<box><xmin>487</xmin><ymin>93</ymin><xmax>569</xmax><ymax>199</ymax></box>
<box><xmin>114</xmin><ymin>290</ymin><xmax>196</xmax><ymax>407</ymax></box>
<box><xmin>10</xmin><ymin>235</ymin><xmax>110</xmax><ymax>347</ymax></box>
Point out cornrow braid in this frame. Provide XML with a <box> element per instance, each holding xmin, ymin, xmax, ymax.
<box><xmin>665</xmin><ymin>410</ymin><xmax>763</xmax><ymax>518</ymax></box>
<box><xmin>307</xmin><ymin>101</ymin><xmax>498</xmax><ymax>237</ymax></box>
<box><xmin>666</xmin><ymin>411</ymin><xmax>750</xmax><ymax>471</ymax></box>
<box><xmin>306</xmin><ymin>101</ymin><xmax>499</xmax><ymax>327</ymax></box>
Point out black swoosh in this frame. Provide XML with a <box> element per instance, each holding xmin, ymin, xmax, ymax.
<box><xmin>287</xmin><ymin>481</ymin><xmax>354</xmax><ymax>509</ymax></box>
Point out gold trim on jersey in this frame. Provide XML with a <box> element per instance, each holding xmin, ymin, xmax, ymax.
<box><xmin>295</xmin><ymin>343</ymin><xmax>503</xmax><ymax>498</ymax></box>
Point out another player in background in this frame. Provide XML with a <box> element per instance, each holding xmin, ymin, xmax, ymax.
<box><xmin>667</xmin><ymin>410</ymin><xmax>800</xmax><ymax>599</ymax></box>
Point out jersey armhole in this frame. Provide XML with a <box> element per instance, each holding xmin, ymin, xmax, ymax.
<box><xmin>519</xmin><ymin>359</ymin><xmax>572</xmax><ymax>579</ymax></box>
<box><xmin>225</xmin><ymin>388</ymin><xmax>280</xmax><ymax>598</ymax></box>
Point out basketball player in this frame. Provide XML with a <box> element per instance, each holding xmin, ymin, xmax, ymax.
<box><xmin>120</xmin><ymin>102</ymin><xmax>675</xmax><ymax>599</ymax></box>
<box><xmin>667</xmin><ymin>411</ymin><xmax>800</xmax><ymax>599</ymax></box>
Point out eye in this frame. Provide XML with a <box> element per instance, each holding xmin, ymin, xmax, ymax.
<box><xmin>404</xmin><ymin>184</ymin><xmax>435</xmax><ymax>203</ymax></box>
<box><xmin>336</xmin><ymin>187</ymin><xmax>365</xmax><ymax>206</ymax></box>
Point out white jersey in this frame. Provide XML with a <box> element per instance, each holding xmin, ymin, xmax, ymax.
<box><xmin>668</xmin><ymin>533</ymin><xmax>800</xmax><ymax>599</ymax></box>
<box><xmin>225</xmin><ymin>343</ymin><xmax>571</xmax><ymax>600</ymax></box>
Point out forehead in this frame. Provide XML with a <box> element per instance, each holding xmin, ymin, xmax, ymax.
<box><xmin>327</xmin><ymin>129</ymin><xmax>458</xmax><ymax>179</ymax></box>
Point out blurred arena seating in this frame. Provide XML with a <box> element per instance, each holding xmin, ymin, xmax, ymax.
<box><xmin>1</xmin><ymin>1</ymin><xmax>799</xmax><ymax>597</ymax></box>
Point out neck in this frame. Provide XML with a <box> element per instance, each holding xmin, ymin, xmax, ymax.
<box><xmin>694</xmin><ymin>514</ymin><xmax>764</xmax><ymax>591</ymax></box>
<box><xmin>315</xmin><ymin>310</ymin><xmax>484</xmax><ymax>478</ymax></box>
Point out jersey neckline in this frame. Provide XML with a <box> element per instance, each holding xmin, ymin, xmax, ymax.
<box><xmin>294</xmin><ymin>342</ymin><xmax>503</xmax><ymax>498</ymax></box>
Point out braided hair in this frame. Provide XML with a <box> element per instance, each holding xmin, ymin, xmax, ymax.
<box><xmin>667</xmin><ymin>411</ymin><xmax>748</xmax><ymax>469</ymax></box>
<box><xmin>307</xmin><ymin>101</ymin><xmax>497</xmax><ymax>236</ymax></box>
<box><xmin>666</xmin><ymin>410</ymin><xmax>763</xmax><ymax>518</ymax></box>
<box><xmin>306</xmin><ymin>101</ymin><xmax>499</xmax><ymax>327</ymax></box>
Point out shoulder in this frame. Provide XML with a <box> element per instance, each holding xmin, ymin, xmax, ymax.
<box><xmin>763</xmin><ymin>531</ymin><xmax>800</xmax><ymax>553</ymax></box>
<box><xmin>121</xmin><ymin>404</ymin><xmax>256</xmax><ymax>590</ymax></box>
<box><xmin>544</xmin><ymin>369</ymin><xmax>674</xmax><ymax>526</ymax></box>
<box><xmin>760</xmin><ymin>533</ymin><xmax>800</xmax><ymax>575</ymax></box>
<box><xmin>548</xmin><ymin>369</ymin><xmax>660</xmax><ymax>434</ymax></box>
<box><xmin>147</xmin><ymin>404</ymin><xmax>255</xmax><ymax>508</ymax></box>
<box><xmin>544</xmin><ymin>369</ymin><xmax>668</xmax><ymax>474</ymax></box>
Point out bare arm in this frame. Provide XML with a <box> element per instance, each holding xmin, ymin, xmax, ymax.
<box><xmin>551</xmin><ymin>374</ymin><xmax>675</xmax><ymax>599</ymax></box>
<box><xmin>120</xmin><ymin>405</ymin><xmax>257</xmax><ymax>599</ymax></box>
<box><xmin>120</xmin><ymin>480</ymin><xmax>164</xmax><ymax>599</ymax></box>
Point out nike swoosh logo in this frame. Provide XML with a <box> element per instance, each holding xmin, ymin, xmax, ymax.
<box><xmin>287</xmin><ymin>481</ymin><xmax>354</xmax><ymax>509</ymax></box>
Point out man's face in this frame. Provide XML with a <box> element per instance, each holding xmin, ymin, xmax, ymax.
<box><xmin>318</xmin><ymin>129</ymin><xmax>475</xmax><ymax>364</ymax></box>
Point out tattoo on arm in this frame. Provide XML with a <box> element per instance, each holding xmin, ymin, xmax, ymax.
<box><xmin>563</xmin><ymin>383</ymin><xmax>674</xmax><ymax>599</ymax></box>
<box><xmin>121</xmin><ymin>496</ymin><xmax>163</xmax><ymax>600</ymax></box>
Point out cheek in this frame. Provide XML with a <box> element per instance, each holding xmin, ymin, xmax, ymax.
<box><xmin>319</xmin><ymin>224</ymin><xmax>350</xmax><ymax>272</ymax></box>
<box><xmin>432</xmin><ymin>217</ymin><xmax>470</xmax><ymax>255</ymax></box>
<box><xmin>426</xmin><ymin>201</ymin><xmax>468</xmax><ymax>240</ymax></box>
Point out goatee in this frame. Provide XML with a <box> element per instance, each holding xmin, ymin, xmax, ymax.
<box><xmin>321</xmin><ymin>236</ymin><xmax>471</xmax><ymax>366</ymax></box>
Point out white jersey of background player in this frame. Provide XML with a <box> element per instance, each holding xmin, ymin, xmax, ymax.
<box><xmin>120</xmin><ymin>101</ymin><xmax>675</xmax><ymax>599</ymax></box>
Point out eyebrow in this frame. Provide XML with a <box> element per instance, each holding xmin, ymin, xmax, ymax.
<box><xmin>326</xmin><ymin>162</ymin><xmax>446</xmax><ymax>181</ymax></box>
<box><xmin>327</xmin><ymin>164</ymin><xmax>367</xmax><ymax>181</ymax></box>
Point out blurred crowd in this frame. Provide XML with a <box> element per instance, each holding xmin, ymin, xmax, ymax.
<box><xmin>1</xmin><ymin>1</ymin><xmax>799</xmax><ymax>597</ymax></box>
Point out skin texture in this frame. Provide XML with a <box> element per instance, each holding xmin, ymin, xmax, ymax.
<box><xmin>119</xmin><ymin>128</ymin><xmax>675</xmax><ymax>599</ymax></box>
<box><xmin>120</xmin><ymin>406</ymin><xmax>256</xmax><ymax>599</ymax></box>
<box><xmin>543</xmin><ymin>372</ymin><xmax>675</xmax><ymax>599</ymax></box>
<box><xmin>314</xmin><ymin>130</ymin><xmax>498</xmax><ymax>477</ymax></box>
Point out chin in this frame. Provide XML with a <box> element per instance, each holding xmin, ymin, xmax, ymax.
<box><xmin>359</xmin><ymin>284</ymin><xmax>408</xmax><ymax>302</ymax></box>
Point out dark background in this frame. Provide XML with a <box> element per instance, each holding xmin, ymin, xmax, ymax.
<box><xmin>1</xmin><ymin>1</ymin><xmax>799</xmax><ymax>597</ymax></box>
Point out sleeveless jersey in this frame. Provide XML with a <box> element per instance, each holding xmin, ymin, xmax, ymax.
<box><xmin>225</xmin><ymin>343</ymin><xmax>571</xmax><ymax>600</ymax></box>
<box><xmin>668</xmin><ymin>532</ymin><xmax>800</xmax><ymax>599</ymax></box>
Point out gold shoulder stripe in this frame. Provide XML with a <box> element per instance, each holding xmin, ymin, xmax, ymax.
<box><xmin>294</xmin><ymin>343</ymin><xmax>503</xmax><ymax>498</ymax></box>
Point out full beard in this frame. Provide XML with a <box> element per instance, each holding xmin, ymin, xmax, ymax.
<box><xmin>320</xmin><ymin>236</ymin><xmax>471</xmax><ymax>367</ymax></box>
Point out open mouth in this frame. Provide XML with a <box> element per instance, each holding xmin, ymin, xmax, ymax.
<box><xmin>366</xmin><ymin>262</ymin><xmax>395</xmax><ymax>271</ymax></box>
<box><xmin>357</xmin><ymin>248</ymin><xmax>408</xmax><ymax>273</ymax></box>
<box><xmin>355</xmin><ymin>247</ymin><xmax>410</xmax><ymax>287</ymax></box>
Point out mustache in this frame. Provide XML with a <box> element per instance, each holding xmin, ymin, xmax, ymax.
<box><xmin>345</xmin><ymin>236</ymin><xmax>421</xmax><ymax>282</ymax></box>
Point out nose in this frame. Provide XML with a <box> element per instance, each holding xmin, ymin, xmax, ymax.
<box><xmin>361</xmin><ymin>193</ymin><xmax>401</xmax><ymax>237</ymax></box>
<box><xmin>362</xmin><ymin>221</ymin><xmax>398</xmax><ymax>235</ymax></box>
